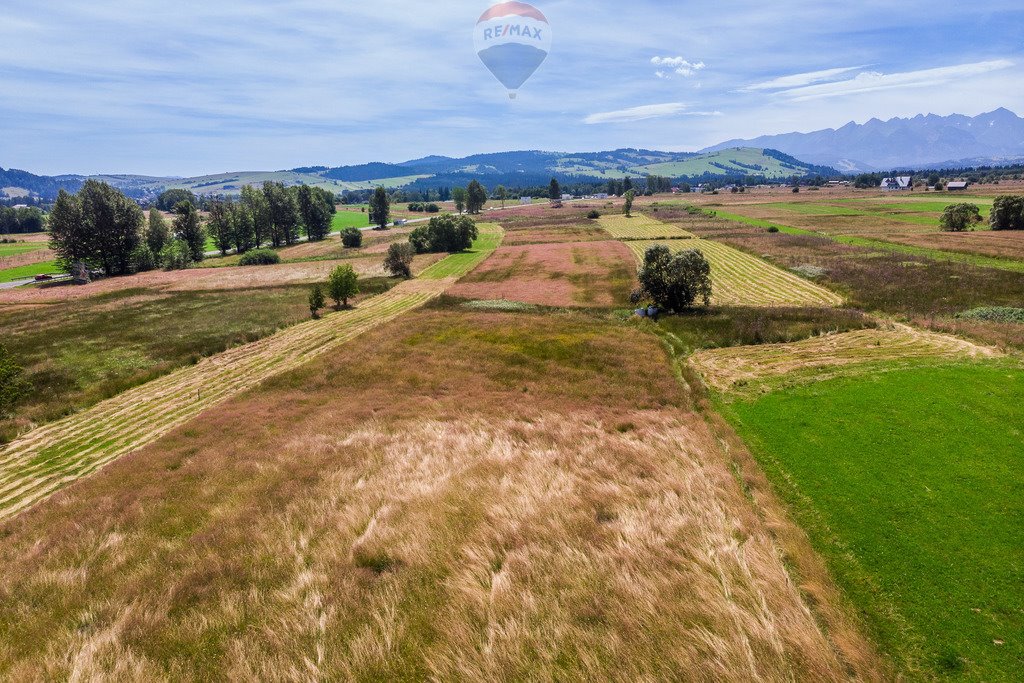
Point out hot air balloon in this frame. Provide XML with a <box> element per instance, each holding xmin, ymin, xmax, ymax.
<box><xmin>473</xmin><ymin>2</ymin><xmax>551</xmax><ymax>99</ymax></box>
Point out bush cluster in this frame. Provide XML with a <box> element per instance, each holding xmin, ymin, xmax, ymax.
<box><xmin>407</xmin><ymin>202</ymin><xmax>441</xmax><ymax>213</ymax></box>
<box><xmin>238</xmin><ymin>248</ymin><xmax>281</xmax><ymax>266</ymax></box>
<box><xmin>409</xmin><ymin>214</ymin><xmax>477</xmax><ymax>254</ymax></box>
<box><xmin>990</xmin><ymin>195</ymin><xmax>1024</xmax><ymax>231</ymax></box>
<box><xmin>341</xmin><ymin>227</ymin><xmax>363</xmax><ymax>248</ymax></box>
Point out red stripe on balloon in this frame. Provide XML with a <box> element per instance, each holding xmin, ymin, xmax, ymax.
<box><xmin>478</xmin><ymin>1</ymin><xmax>547</xmax><ymax>23</ymax></box>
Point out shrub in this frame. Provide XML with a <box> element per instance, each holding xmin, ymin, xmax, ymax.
<box><xmin>0</xmin><ymin>344</ymin><xmax>29</xmax><ymax>418</ymax></box>
<box><xmin>327</xmin><ymin>264</ymin><xmax>359</xmax><ymax>308</ymax></box>
<box><xmin>990</xmin><ymin>195</ymin><xmax>1024</xmax><ymax>230</ymax></box>
<box><xmin>308</xmin><ymin>284</ymin><xmax>325</xmax><ymax>318</ymax></box>
<box><xmin>384</xmin><ymin>242</ymin><xmax>415</xmax><ymax>278</ymax></box>
<box><xmin>238</xmin><ymin>248</ymin><xmax>281</xmax><ymax>266</ymax></box>
<box><xmin>159</xmin><ymin>239</ymin><xmax>193</xmax><ymax>271</ymax></box>
<box><xmin>633</xmin><ymin>244</ymin><xmax>712</xmax><ymax>312</ymax></box>
<box><xmin>409</xmin><ymin>214</ymin><xmax>477</xmax><ymax>254</ymax></box>
<box><xmin>767</xmin><ymin>226</ymin><xmax>780</xmax><ymax>233</ymax></box>
<box><xmin>587</xmin><ymin>210</ymin><xmax>601</xmax><ymax>219</ymax></box>
<box><xmin>341</xmin><ymin>227</ymin><xmax>363</xmax><ymax>248</ymax></box>
<box><xmin>130</xmin><ymin>244</ymin><xmax>156</xmax><ymax>273</ymax></box>
<box><xmin>426</xmin><ymin>203</ymin><xmax>441</xmax><ymax>213</ymax></box>
<box><xmin>940</xmin><ymin>203</ymin><xmax>983</xmax><ymax>232</ymax></box>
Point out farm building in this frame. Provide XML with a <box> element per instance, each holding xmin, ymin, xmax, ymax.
<box><xmin>881</xmin><ymin>176</ymin><xmax>912</xmax><ymax>191</ymax></box>
<box><xmin>947</xmin><ymin>181</ymin><xmax>969</xmax><ymax>191</ymax></box>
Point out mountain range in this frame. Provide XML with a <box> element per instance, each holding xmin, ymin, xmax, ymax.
<box><xmin>1</xmin><ymin>148</ymin><xmax>834</xmax><ymax>201</ymax></box>
<box><xmin>702</xmin><ymin>108</ymin><xmax>1024</xmax><ymax>172</ymax></box>
<box><xmin>4</xmin><ymin>108</ymin><xmax>1024</xmax><ymax>201</ymax></box>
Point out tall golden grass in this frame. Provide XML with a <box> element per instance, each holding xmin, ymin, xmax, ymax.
<box><xmin>0</xmin><ymin>309</ymin><xmax>884</xmax><ymax>679</ymax></box>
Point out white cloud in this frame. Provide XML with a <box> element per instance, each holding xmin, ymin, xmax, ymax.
<box><xmin>651</xmin><ymin>56</ymin><xmax>706</xmax><ymax>78</ymax></box>
<box><xmin>584</xmin><ymin>103</ymin><xmax>720</xmax><ymax>124</ymax></box>
<box><xmin>741</xmin><ymin>66</ymin><xmax>866</xmax><ymax>91</ymax></box>
<box><xmin>776</xmin><ymin>60</ymin><xmax>1015</xmax><ymax>101</ymax></box>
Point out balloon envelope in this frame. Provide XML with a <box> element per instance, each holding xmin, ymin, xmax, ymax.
<box><xmin>474</xmin><ymin>2</ymin><xmax>551</xmax><ymax>95</ymax></box>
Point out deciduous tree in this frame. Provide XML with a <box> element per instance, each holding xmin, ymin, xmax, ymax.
<box><xmin>327</xmin><ymin>264</ymin><xmax>359</xmax><ymax>308</ymax></box>
<box><xmin>466</xmin><ymin>180</ymin><xmax>488</xmax><ymax>214</ymax></box>
<box><xmin>173</xmin><ymin>201</ymin><xmax>206</xmax><ymax>263</ymax></box>
<box><xmin>384</xmin><ymin>242</ymin><xmax>415</xmax><ymax>278</ymax></box>
<box><xmin>369</xmin><ymin>186</ymin><xmax>391</xmax><ymax>229</ymax></box>
<box><xmin>634</xmin><ymin>244</ymin><xmax>711</xmax><ymax>312</ymax></box>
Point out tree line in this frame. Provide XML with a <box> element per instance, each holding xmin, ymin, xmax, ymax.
<box><xmin>49</xmin><ymin>180</ymin><xmax>338</xmax><ymax>276</ymax></box>
<box><xmin>0</xmin><ymin>206</ymin><xmax>45</xmax><ymax>234</ymax></box>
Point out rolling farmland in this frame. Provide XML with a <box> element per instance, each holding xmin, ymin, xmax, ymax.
<box><xmin>0</xmin><ymin>225</ymin><xmax>503</xmax><ymax>522</ymax></box>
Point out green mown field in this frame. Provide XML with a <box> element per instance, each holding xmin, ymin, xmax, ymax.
<box><xmin>725</xmin><ymin>362</ymin><xmax>1024</xmax><ymax>680</ymax></box>
<box><xmin>0</xmin><ymin>260</ymin><xmax>62</xmax><ymax>282</ymax></box>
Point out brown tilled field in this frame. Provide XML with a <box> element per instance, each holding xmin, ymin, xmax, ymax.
<box><xmin>448</xmin><ymin>240</ymin><xmax>635</xmax><ymax>307</ymax></box>
<box><xmin>0</xmin><ymin>308</ymin><xmax>883</xmax><ymax>680</ymax></box>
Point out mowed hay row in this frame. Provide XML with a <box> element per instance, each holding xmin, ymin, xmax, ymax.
<box><xmin>0</xmin><ymin>227</ymin><xmax>504</xmax><ymax>522</ymax></box>
<box><xmin>597</xmin><ymin>213</ymin><xmax>697</xmax><ymax>240</ymax></box>
<box><xmin>690</xmin><ymin>324</ymin><xmax>1001</xmax><ymax>393</ymax></box>
<box><xmin>626</xmin><ymin>239</ymin><xmax>843</xmax><ymax>308</ymax></box>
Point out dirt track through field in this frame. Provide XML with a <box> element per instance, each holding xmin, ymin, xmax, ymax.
<box><xmin>690</xmin><ymin>324</ymin><xmax>1001</xmax><ymax>392</ymax></box>
<box><xmin>0</xmin><ymin>225</ymin><xmax>503</xmax><ymax>523</ymax></box>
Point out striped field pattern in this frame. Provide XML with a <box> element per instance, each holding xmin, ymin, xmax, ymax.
<box><xmin>0</xmin><ymin>225</ymin><xmax>503</xmax><ymax>523</ymax></box>
<box><xmin>626</xmin><ymin>239</ymin><xmax>843</xmax><ymax>308</ymax></box>
<box><xmin>597</xmin><ymin>214</ymin><xmax>697</xmax><ymax>240</ymax></box>
<box><xmin>690</xmin><ymin>324</ymin><xmax>1000</xmax><ymax>393</ymax></box>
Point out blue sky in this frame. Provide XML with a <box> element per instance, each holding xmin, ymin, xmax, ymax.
<box><xmin>1</xmin><ymin>0</ymin><xmax>1022</xmax><ymax>176</ymax></box>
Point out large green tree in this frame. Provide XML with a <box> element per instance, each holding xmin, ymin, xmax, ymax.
<box><xmin>369</xmin><ymin>186</ymin><xmax>391</xmax><ymax>229</ymax></box>
<box><xmin>409</xmin><ymin>214</ymin><xmax>478</xmax><ymax>254</ymax></box>
<box><xmin>240</xmin><ymin>184</ymin><xmax>272</xmax><ymax>248</ymax></box>
<box><xmin>146</xmin><ymin>208</ymin><xmax>170</xmax><ymax>258</ymax></box>
<box><xmin>496</xmin><ymin>185</ymin><xmax>508</xmax><ymax>209</ymax></box>
<box><xmin>466</xmin><ymin>180</ymin><xmax>488</xmax><ymax>215</ymax></box>
<box><xmin>297</xmin><ymin>185</ymin><xmax>333</xmax><ymax>241</ymax></box>
<box><xmin>173</xmin><ymin>201</ymin><xmax>206</xmax><ymax>263</ymax></box>
<box><xmin>263</xmin><ymin>182</ymin><xmax>300</xmax><ymax>246</ymax></box>
<box><xmin>623</xmin><ymin>189</ymin><xmax>635</xmax><ymax>217</ymax></box>
<box><xmin>156</xmin><ymin>188</ymin><xmax>197</xmax><ymax>211</ymax></box>
<box><xmin>48</xmin><ymin>180</ymin><xmax>143</xmax><ymax>276</ymax></box>
<box><xmin>990</xmin><ymin>195</ymin><xmax>1024</xmax><ymax>231</ymax></box>
<box><xmin>939</xmin><ymin>203</ymin><xmax>983</xmax><ymax>232</ymax></box>
<box><xmin>451</xmin><ymin>187</ymin><xmax>467</xmax><ymax>215</ymax></box>
<box><xmin>635</xmin><ymin>244</ymin><xmax>711</xmax><ymax>312</ymax></box>
<box><xmin>327</xmin><ymin>264</ymin><xmax>360</xmax><ymax>308</ymax></box>
<box><xmin>206</xmin><ymin>200</ymin><xmax>236</xmax><ymax>256</ymax></box>
<box><xmin>548</xmin><ymin>178</ymin><xmax>561</xmax><ymax>200</ymax></box>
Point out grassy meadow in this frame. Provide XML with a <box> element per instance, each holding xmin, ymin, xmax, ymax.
<box><xmin>0</xmin><ymin>189</ymin><xmax>1021</xmax><ymax>679</ymax></box>
<box><xmin>724</xmin><ymin>362</ymin><xmax>1024</xmax><ymax>680</ymax></box>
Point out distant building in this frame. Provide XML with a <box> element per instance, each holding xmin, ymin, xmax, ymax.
<box><xmin>881</xmin><ymin>176</ymin><xmax>912</xmax><ymax>191</ymax></box>
<box><xmin>947</xmin><ymin>181</ymin><xmax>969</xmax><ymax>191</ymax></box>
<box><xmin>560</xmin><ymin>193</ymin><xmax>573</xmax><ymax>201</ymax></box>
<box><xmin>594</xmin><ymin>193</ymin><xmax>609</xmax><ymax>200</ymax></box>
<box><xmin>519</xmin><ymin>196</ymin><xmax>533</xmax><ymax>205</ymax></box>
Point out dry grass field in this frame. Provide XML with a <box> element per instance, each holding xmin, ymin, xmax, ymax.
<box><xmin>0</xmin><ymin>253</ymin><xmax>443</xmax><ymax>306</ymax></box>
<box><xmin>0</xmin><ymin>226</ymin><xmax>503</xmax><ymax>523</ymax></box>
<box><xmin>0</xmin><ymin>307</ymin><xmax>884</xmax><ymax>680</ymax></box>
<box><xmin>448</xmin><ymin>240</ymin><xmax>636</xmax><ymax>307</ymax></box>
<box><xmin>690</xmin><ymin>324</ymin><xmax>1000</xmax><ymax>393</ymax></box>
<box><xmin>597</xmin><ymin>213</ymin><xmax>697</xmax><ymax>240</ymax></box>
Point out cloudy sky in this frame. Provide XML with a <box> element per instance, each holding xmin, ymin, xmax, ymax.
<box><xmin>2</xmin><ymin>0</ymin><xmax>1023</xmax><ymax>176</ymax></box>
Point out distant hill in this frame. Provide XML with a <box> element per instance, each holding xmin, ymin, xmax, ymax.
<box><xmin>0</xmin><ymin>148</ymin><xmax>836</xmax><ymax>201</ymax></box>
<box><xmin>702</xmin><ymin>108</ymin><xmax>1024</xmax><ymax>172</ymax></box>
